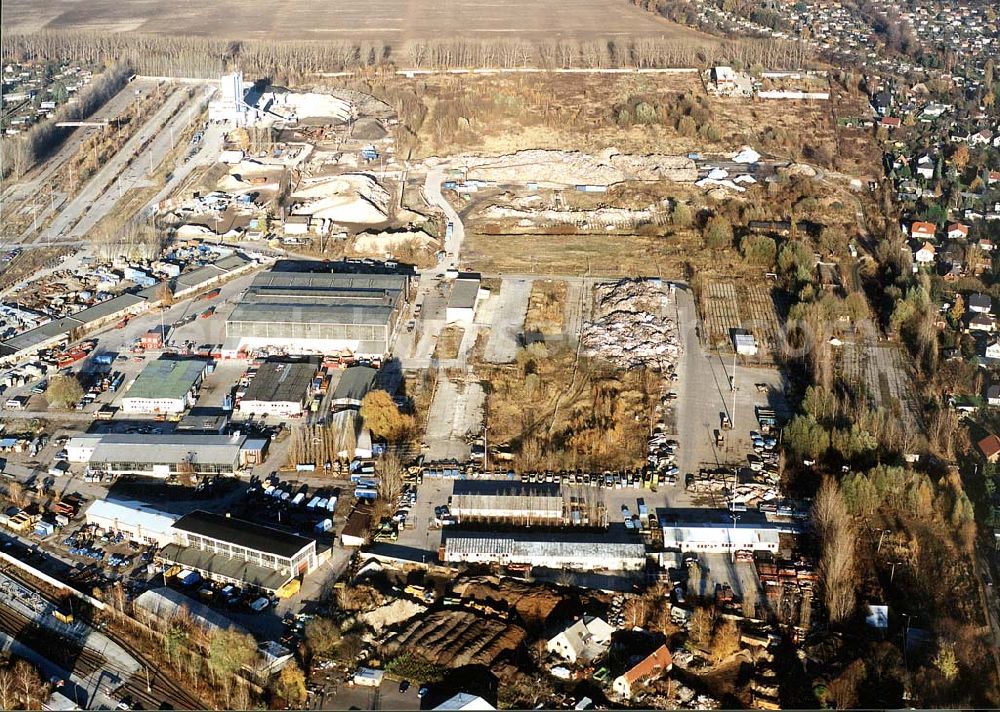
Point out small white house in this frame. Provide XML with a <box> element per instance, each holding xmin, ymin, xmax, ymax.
<box><xmin>986</xmin><ymin>341</ymin><xmax>1000</xmax><ymax>360</ymax></box>
<box><xmin>546</xmin><ymin>616</ymin><xmax>615</xmax><ymax>664</ymax></box>
<box><xmin>969</xmin><ymin>293</ymin><xmax>992</xmax><ymax>314</ymax></box>
<box><xmin>914</xmin><ymin>241</ymin><xmax>936</xmax><ymax>264</ymax></box>
<box><xmin>969</xmin><ymin>313</ymin><xmax>996</xmax><ymax>332</ymax></box>
<box><xmin>283</xmin><ymin>215</ymin><xmax>311</xmax><ymax>236</ymax></box>
<box><xmin>988</xmin><ymin>385</ymin><xmax>1000</xmax><ymax>407</ymax></box>
<box><xmin>915</xmin><ymin>156</ymin><xmax>934</xmax><ymax>180</ymax></box>
<box><xmin>947</xmin><ymin>223</ymin><xmax>969</xmax><ymax>240</ymax></box>
<box><xmin>612</xmin><ymin>644</ymin><xmax>672</xmax><ymax>700</ymax></box>
<box><xmin>446</xmin><ymin>273</ymin><xmax>487</xmax><ymax>324</ymax></box>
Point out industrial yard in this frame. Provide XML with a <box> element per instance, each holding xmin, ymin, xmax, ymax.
<box><xmin>0</xmin><ymin>18</ymin><xmax>992</xmax><ymax>708</ymax></box>
<box><xmin>0</xmin><ymin>66</ymin><xmax>811</xmax><ymax>710</ymax></box>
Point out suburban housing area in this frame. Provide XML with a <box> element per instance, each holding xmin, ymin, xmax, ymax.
<box><xmin>0</xmin><ymin>1</ymin><xmax>998</xmax><ymax>710</ymax></box>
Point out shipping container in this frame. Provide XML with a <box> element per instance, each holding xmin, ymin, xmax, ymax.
<box><xmin>354</xmin><ymin>487</ymin><xmax>378</xmax><ymax>501</ymax></box>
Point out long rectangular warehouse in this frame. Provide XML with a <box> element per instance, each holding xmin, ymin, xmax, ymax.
<box><xmin>84</xmin><ymin>499</ymin><xmax>179</xmax><ymax>547</ymax></box>
<box><xmin>88</xmin><ymin>433</ymin><xmax>254</xmax><ymax>477</ymax></box>
<box><xmin>661</xmin><ymin>522</ymin><xmax>780</xmax><ymax>553</ymax></box>
<box><xmin>225</xmin><ymin>269</ymin><xmax>408</xmax><ymax>357</ymax></box>
<box><xmin>449</xmin><ymin>481</ymin><xmax>565</xmax><ymax>525</ymax></box>
<box><xmin>442</xmin><ymin>531</ymin><xmax>646</xmax><ymax>571</ymax></box>
<box><xmin>238</xmin><ymin>360</ymin><xmax>317</xmax><ymax>416</ymax></box>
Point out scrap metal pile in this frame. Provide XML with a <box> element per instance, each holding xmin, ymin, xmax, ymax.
<box><xmin>581</xmin><ymin>279</ymin><xmax>679</xmax><ymax>370</ymax></box>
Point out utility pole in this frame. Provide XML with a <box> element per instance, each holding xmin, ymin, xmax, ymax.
<box><xmin>730</xmin><ymin>510</ymin><xmax>740</xmax><ymax>563</ymax></box>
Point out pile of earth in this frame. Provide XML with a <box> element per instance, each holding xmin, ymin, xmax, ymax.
<box><xmin>452</xmin><ymin>576</ymin><xmax>567</xmax><ymax>626</ymax></box>
<box><xmin>382</xmin><ymin>610</ymin><xmax>526</xmax><ymax>667</ymax></box>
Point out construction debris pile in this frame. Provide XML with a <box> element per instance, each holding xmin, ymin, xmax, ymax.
<box><xmin>480</xmin><ymin>200</ymin><xmax>668</xmax><ymax>230</ymax></box>
<box><xmin>438</xmin><ymin>149</ymin><xmax>697</xmax><ymax>186</ymax></box>
<box><xmin>581</xmin><ymin>279</ymin><xmax>679</xmax><ymax>370</ymax></box>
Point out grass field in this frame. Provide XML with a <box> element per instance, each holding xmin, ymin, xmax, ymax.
<box><xmin>4</xmin><ymin>0</ymin><xmax>694</xmax><ymax>39</ymax></box>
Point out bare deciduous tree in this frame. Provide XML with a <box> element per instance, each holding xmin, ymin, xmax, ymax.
<box><xmin>813</xmin><ymin>476</ymin><xmax>857</xmax><ymax>624</ymax></box>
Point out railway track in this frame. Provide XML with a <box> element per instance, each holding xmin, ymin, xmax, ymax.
<box><xmin>0</xmin><ymin>566</ymin><xmax>205</xmax><ymax>709</ymax></box>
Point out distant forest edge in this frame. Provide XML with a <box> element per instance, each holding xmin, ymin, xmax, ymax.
<box><xmin>1</xmin><ymin>32</ymin><xmax>815</xmax><ymax>80</ymax></box>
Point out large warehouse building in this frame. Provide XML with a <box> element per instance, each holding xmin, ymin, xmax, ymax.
<box><xmin>224</xmin><ymin>268</ymin><xmax>408</xmax><ymax>357</ymax></box>
<box><xmin>157</xmin><ymin>510</ymin><xmax>318</xmax><ymax>594</ymax></box>
<box><xmin>120</xmin><ymin>358</ymin><xmax>207</xmax><ymax>414</ymax></box>
<box><xmin>238</xmin><ymin>359</ymin><xmax>317</xmax><ymax>417</ymax></box>
<box><xmin>88</xmin><ymin>433</ymin><xmax>262</xmax><ymax>477</ymax></box>
<box><xmin>449</xmin><ymin>481</ymin><xmax>566</xmax><ymax>525</ymax></box>
<box><xmin>442</xmin><ymin>531</ymin><xmax>647</xmax><ymax>571</ymax></box>
<box><xmin>661</xmin><ymin>521</ymin><xmax>780</xmax><ymax>553</ymax></box>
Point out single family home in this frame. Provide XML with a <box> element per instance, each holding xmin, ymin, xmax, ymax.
<box><xmin>910</xmin><ymin>221</ymin><xmax>936</xmax><ymax>240</ymax></box>
<box><xmin>914</xmin><ymin>241</ymin><xmax>936</xmax><ymax>264</ymax></box>
<box><xmin>946</xmin><ymin>223</ymin><xmax>969</xmax><ymax>240</ymax></box>
<box><xmin>546</xmin><ymin>617</ymin><xmax>615</xmax><ymax>665</ymax></box>
<box><xmin>612</xmin><ymin>644</ymin><xmax>673</xmax><ymax>700</ymax></box>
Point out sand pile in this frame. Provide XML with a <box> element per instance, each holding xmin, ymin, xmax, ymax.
<box><xmin>353</xmin><ymin>230</ymin><xmax>436</xmax><ymax>254</ymax></box>
<box><xmin>291</xmin><ymin>173</ymin><xmax>390</xmax><ymax>224</ymax></box>
<box><xmin>266</xmin><ymin>91</ymin><xmax>354</xmax><ymax>123</ymax></box>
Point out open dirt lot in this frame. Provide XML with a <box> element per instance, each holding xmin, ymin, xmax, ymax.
<box><xmin>4</xmin><ymin>0</ymin><xmax>695</xmax><ymax>39</ymax></box>
<box><xmin>464</xmin><ymin>231</ymin><xmax>697</xmax><ymax>277</ymax></box>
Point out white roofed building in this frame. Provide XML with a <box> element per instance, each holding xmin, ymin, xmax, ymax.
<box><xmin>442</xmin><ymin>532</ymin><xmax>646</xmax><ymax>571</ymax></box>
<box><xmin>434</xmin><ymin>693</ymin><xmax>496</xmax><ymax>710</ymax></box>
<box><xmin>661</xmin><ymin>522</ymin><xmax>780</xmax><ymax>553</ymax></box>
<box><xmin>84</xmin><ymin>499</ymin><xmax>179</xmax><ymax>546</ymax></box>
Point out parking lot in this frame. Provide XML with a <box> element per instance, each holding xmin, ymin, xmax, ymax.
<box><xmin>672</xmin><ymin>286</ymin><xmax>788</xmax><ymax>478</ymax></box>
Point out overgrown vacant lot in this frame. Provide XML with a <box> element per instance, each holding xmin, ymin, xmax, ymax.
<box><xmin>398</xmin><ymin>72</ymin><xmax>874</xmax><ymax>173</ymax></box>
<box><xmin>4</xmin><ymin>0</ymin><xmax>693</xmax><ymax>39</ymax></box>
<box><xmin>477</xmin><ymin>343</ymin><xmax>657</xmax><ymax>471</ymax></box>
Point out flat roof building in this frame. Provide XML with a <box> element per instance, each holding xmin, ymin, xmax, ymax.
<box><xmin>225</xmin><ymin>267</ymin><xmax>408</xmax><ymax>357</ymax></box>
<box><xmin>661</xmin><ymin>521</ymin><xmax>780</xmax><ymax>553</ymax></box>
<box><xmin>446</xmin><ymin>273</ymin><xmax>485</xmax><ymax>324</ymax></box>
<box><xmin>158</xmin><ymin>510</ymin><xmax>318</xmax><ymax>593</ymax></box>
<box><xmin>85</xmin><ymin>499</ymin><xmax>179</xmax><ymax>547</ymax></box>
<box><xmin>239</xmin><ymin>360</ymin><xmax>317</xmax><ymax>417</ymax></box>
<box><xmin>88</xmin><ymin>433</ymin><xmax>250</xmax><ymax>477</ymax></box>
<box><xmin>176</xmin><ymin>408</ymin><xmax>230</xmax><ymax>434</ymax></box>
<box><xmin>442</xmin><ymin>531</ymin><xmax>646</xmax><ymax>571</ymax></box>
<box><xmin>120</xmin><ymin>358</ymin><xmax>207</xmax><ymax>414</ymax></box>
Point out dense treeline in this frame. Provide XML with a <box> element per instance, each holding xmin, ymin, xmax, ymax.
<box><xmin>1</xmin><ymin>61</ymin><xmax>131</xmax><ymax>179</ymax></box>
<box><xmin>1</xmin><ymin>31</ymin><xmax>814</xmax><ymax>82</ymax></box>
